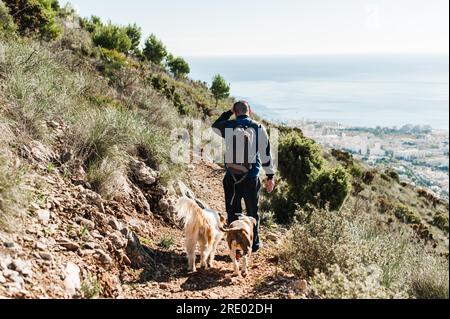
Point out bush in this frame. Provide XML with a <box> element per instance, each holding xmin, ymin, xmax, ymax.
<box><xmin>4</xmin><ymin>0</ymin><xmax>61</xmax><ymax>39</ymax></box>
<box><xmin>125</xmin><ymin>23</ymin><xmax>141</xmax><ymax>55</ymax></box>
<box><xmin>386</xmin><ymin>169</ymin><xmax>400</xmax><ymax>183</ymax></box>
<box><xmin>311</xmin><ymin>264</ymin><xmax>407</xmax><ymax>299</ymax></box>
<box><xmin>143</xmin><ymin>34</ymin><xmax>167</xmax><ymax>65</ymax></box>
<box><xmin>278</xmin><ymin>132</ymin><xmax>323</xmax><ymax>191</ymax></box>
<box><xmin>433</xmin><ymin>212</ymin><xmax>449</xmax><ymax>233</ymax></box>
<box><xmin>348</xmin><ymin>163</ymin><xmax>363</xmax><ymax>179</ymax></box>
<box><xmin>0</xmin><ymin>1</ymin><xmax>16</xmax><ymax>36</ymax></box>
<box><xmin>92</xmin><ymin>22</ymin><xmax>132</xmax><ymax>54</ymax></box>
<box><xmin>394</xmin><ymin>204</ymin><xmax>421</xmax><ymax>225</ymax></box>
<box><xmin>210</xmin><ymin>74</ymin><xmax>230</xmax><ymax>107</ymax></box>
<box><xmin>280</xmin><ymin>200</ymin><xmax>449</xmax><ymax>299</ymax></box>
<box><xmin>310</xmin><ymin>166</ymin><xmax>351</xmax><ymax>211</ymax></box>
<box><xmin>166</xmin><ymin>54</ymin><xmax>190</xmax><ymax>78</ymax></box>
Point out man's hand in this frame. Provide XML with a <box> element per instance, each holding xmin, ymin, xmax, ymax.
<box><xmin>265</xmin><ymin>179</ymin><xmax>275</xmax><ymax>194</ymax></box>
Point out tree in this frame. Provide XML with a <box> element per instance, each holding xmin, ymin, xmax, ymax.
<box><xmin>166</xmin><ymin>54</ymin><xmax>190</xmax><ymax>78</ymax></box>
<box><xmin>125</xmin><ymin>23</ymin><xmax>142</xmax><ymax>55</ymax></box>
<box><xmin>4</xmin><ymin>0</ymin><xmax>62</xmax><ymax>39</ymax></box>
<box><xmin>143</xmin><ymin>34</ymin><xmax>167</xmax><ymax>65</ymax></box>
<box><xmin>210</xmin><ymin>74</ymin><xmax>230</xmax><ymax>107</ymax></box>
<box><xmin>92</xmin><ymin>22</ymin><xmax>132</xmax><ymax>54</ymax></box>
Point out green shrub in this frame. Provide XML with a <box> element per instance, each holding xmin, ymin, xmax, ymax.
<box><xmin>394</xmin><ymin>204</ymin><xmax>421</xmax><ymax>224</ymax></box>
<box><xmin>92</xmin><ymin>22</ymin><xmax>132</xmax><ymax>54</ymax></box>
<box><xmin>386</xmin><ymin>169</ymin><xmax>400</xmax><ymax>183</ymax></box>
<box><xmin>4</xmin><ymin>0</ymin><xmax>61</xmax><ymax>39</ymax></box>
<box><xmin>166</xmin><ymin>54</ymin><xmax>190</xmax><ymax>78</ymax></box>
<box><xmin>310</xmin><ymin>166</ymin><xmax>351</xmax><ymax>211</ymax></box>
<box><xmin>0</xmin><ymin>1</ymin><xmax>16</xmax><ymax>36</ymax></box>
<box><xmin>143</xmin><ymin>34</ymin><xmax>167</xmax><ymax>65</ymax></box>
<box><xmin>159</xmin><ymin>234</ymin><xmax>175</xmax><ymax>250</ymax></box>
<box><xmin>210</xmin><ymin>74</ymin><xmax>230</xmax><ymax>107</ymax></box>
<box><xmin>348</xmin><ymin>163</ymin><xmax>363</xmax><ymax>179</ymax></box>
<box><xmin>280</xmin><ymin>200</ymin><xmax>449</xmax><ymax>299</ymax></box>
<box><xmin>278</xmin><ymin>132</ymin><xmax>323</xmax><ymax>192</ymax></box>
<box><xmin>311</xmin><ymin>264</ymin><xmax>407</xmax><ymax>299</ymax></box>
<box><xmin>432</xmin><ymin>212</ymin><xmax>449</xmax><ymax>233</ymax></box>
<box><xmin>125</xmin><ymin>23</ymin><xmax>141</xmax><ymax>55</ymax></box>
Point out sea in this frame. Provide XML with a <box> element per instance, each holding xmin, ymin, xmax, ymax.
<box><xmin>187</xmin><ymin>54</ymin><xmax>449</xmax><ymax>131</ymax></box>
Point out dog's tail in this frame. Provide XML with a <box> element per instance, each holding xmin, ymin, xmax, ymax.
<box><xmin>175</xmin><ymin>196</ymin><xmax>203</xmax><ymax>227</ymax></box>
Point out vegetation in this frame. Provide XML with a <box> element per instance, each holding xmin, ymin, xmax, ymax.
<box><xmin>3</xmin><ymin>0</ymin><xmax>61</xmax><ymax>39</ymax></box>
<box><xmin>281</xmin><ymin>200</ymin><xmax>449</xmax><ymax>299</ymax></box>
<box><xmin>166</xmin><ymin>54</ymin><xmax>190</xmax><ymax>78</ymax></box>
<box><xmin>143</xmin><ymin>34</ymin><xmax>167</xmax><ymax>65</ymax></box>
<box><xmin>0</xmin><ymin>1</ymin><xmax>16</xmax><ymax>36</ymax></box>
<box><xmin>0</xmin><ymin>0</ymin><xmax>448</xmax><ymax>300</ymax></box>
<box><xmin>210</xmin><ymin>74</ymin><xmax>230</xmax><ymax>107</ymax></box>
<box><xmin>269</xmin><ymin>130</ymin><xmax>350</xmax><ymax>222</ymax></box>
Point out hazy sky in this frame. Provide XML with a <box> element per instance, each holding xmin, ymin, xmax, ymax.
<box><xmin>60</xmin><ymin>0</ymin><xmax>449</xmax><ymax>56</ymax></box>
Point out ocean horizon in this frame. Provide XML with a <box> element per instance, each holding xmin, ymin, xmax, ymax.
<box><xmin>187</xmin><ymin>54</ymin><xmax>449</xmax><ymax>131</ymax></box>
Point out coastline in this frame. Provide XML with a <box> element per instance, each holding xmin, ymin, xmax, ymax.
<box><xmin>277</xmin><ymin>118</ymin><xmax>449</xmax><ymax>201</ymax></box>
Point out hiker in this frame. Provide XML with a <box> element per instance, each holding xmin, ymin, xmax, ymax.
<box><xmin>212</xmin><ymin>100</ymin><xmax>276</xmax><ymax>253</ymax></box>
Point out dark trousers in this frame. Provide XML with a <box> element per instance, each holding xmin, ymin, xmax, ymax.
<box><xmin>223</xmin><ymin>174</ymin><xmax>261</xmax><ymax>252</ymax></box>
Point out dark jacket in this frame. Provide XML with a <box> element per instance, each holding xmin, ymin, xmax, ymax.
<box><xmin>212</xmin><ymin>111</ymin><xmax>276</xmax><ymax>180</ymax></box>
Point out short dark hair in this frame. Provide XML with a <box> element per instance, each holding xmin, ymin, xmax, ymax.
<box><xmin>233</xmin><ymin>100</ymin><xmax>250</xmax><ymax>115</ymax></box>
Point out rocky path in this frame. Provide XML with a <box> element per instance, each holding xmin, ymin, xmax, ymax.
<box><xmin>121</xmin><ymin>162</ymin><xmax>304</xmax><ymax>299</ymax></box>
<box><xmin>0</xmin><ymin>135</ymin><xmax>306</xmax><ymax>299</ymax></box>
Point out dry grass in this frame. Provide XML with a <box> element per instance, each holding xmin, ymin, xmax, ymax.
<box><xmin>280</xmin><ymin>196</ymin><xmax>449</xmax><ymax>299</ymax></box>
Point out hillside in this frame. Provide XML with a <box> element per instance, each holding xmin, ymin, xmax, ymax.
<box><xmin>0</xmin><ymin>1</ymin><xmax>448</xmax><ymax>299</ymax></box>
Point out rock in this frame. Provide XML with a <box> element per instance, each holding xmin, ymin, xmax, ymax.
<box><xmin>173</xmin><ymin>180</ymin><xmax>209</xmax><ymax>209</ymax></box>
<box><xmin>108</xmin><ymin>231</ymin><xmax>127</xmax><ymax>250</ymax></box>
<box><xmin>75</xmin><ymin>217</ymin><xmax>95</xmax><ymax>230</ymax></box>
<box><xmin>23</xmin><ymin>141</ymin><xmax>55</xmax><ymax>163</ymax></box>
<box><xmin>131</xmin><ymin>184</ymin><xmax>151</xmax><ymax>215</ymax></box>
<box><xmin>3</xmin><ymin>269</ymin><xmax>24</xmax><ymax>289</ymax></box>
<box><xmin>0</xmin><ymin>255</ymin><xmax>12</xmax><ymax>271</ymax></box>
<box><xmin>36</xmin><ymin>209</ymin><xmax>51</xmax><ymax>224</ymax></box>
<box><xmin>35</xmin><ymin>241</ymin><xmax>47</xmax><ymax>251</ymax></box>
<box><xmin>58</xmin><ymin>239</ymin><xmax>80</xmax><ymax>252</ymax></box>
<box><xmin>290</xmin><ymin>279</ymin><xmax>309</xmax><ymax>292</ymax></box>
<box><xmin>159</xmin><ymin>283</ymin><xmax>169</xmax><ymax>290</ymax></box>
<box><xmin>60</xmin><ymin>148</ymin><xmax>73</xmax><ymax>164</ymax></box>
<box><xmin>64</xmin><ymin>262</ymin><xmax>81</xmax><ymax>297</ymax></box>
<box><xmin>10</xmin><ymin>259</ymin><xmax>31</xmax><ymax>275</ymax></box>
<box><xmin>108</xmin><ymin>216</ymin><xmax>124</xmax><ymax>231</ymax></box>
<box><xmin>209</xmin><ymin>292</ymin><xmax>220</xmax><ymax>299</ymax></box>
<box><xmin>0</xmin><ymin>273</ymin><xmax>5</xmax><ymax>284</ymax></box>
<box><xmin>125</xmin><ymin>232</ymin><xmax>153</xmax><ymax>268</ymax></box>
<box><xmin>96</xmin><ymin>250</ymin><xmax>113</xmax><ymax>265</ymax></box>
<box><xmin>39</xmin><ymin>252</ymin><xmax>52</xmax><ymax>261</ymax></box>
<box><xmin>22</xmin><ymin>235</ymin><xmax>34</xmax><ymax>242</ymax></box>
<box><xmin>131</xmin><ymin>160</ymin><xmax>158</xmax><ymax>185</ymax></box>
<box><xmin>90</xmin><ymin>230</ymin><xmax>104</xmax><ymax>240</ymax></box>
<box><xmin>4</xmin><ymin>242</ymin><xmax>15</xmax><ymax>249</ymax></box>
<box><xmin>71</xmin><ymin>164</ymin><xmax>86</xmax><ymax>183</ymax></box>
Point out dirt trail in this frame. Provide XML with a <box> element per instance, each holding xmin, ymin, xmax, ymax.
<box><xmin>121</xmin><ymin>162</ymin><xmax>301</xmax><ymax>299</ymax></box>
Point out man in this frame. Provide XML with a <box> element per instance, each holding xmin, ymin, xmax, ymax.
<box><xmin>212</xmin><ymin>101</ymin><xmax>276</xmax><ymax>253</ymax></box>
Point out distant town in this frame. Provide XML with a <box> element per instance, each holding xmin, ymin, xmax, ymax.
<box><xmin>285</xmin><ymin>120</ymin><xmax>449</xmax><ymax>201</ymax></box>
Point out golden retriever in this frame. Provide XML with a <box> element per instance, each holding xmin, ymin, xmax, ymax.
<box><xmin>175</xmin><ymin>197</ymin><xmax>227</xmax><ymax>272</ymax></box>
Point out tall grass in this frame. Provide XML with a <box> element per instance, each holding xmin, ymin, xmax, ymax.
<box><xmin>0</xmin><ymin>119</ymin><xmax>30</xmax><ymax>231</ymax></box>
<box><xmin>1</xmin><ymin>38</ymin><xmax>181</xmax><ymax>200</ymax></box>
<box><xmin>280</xmin><ymin>197</ymin><xmax>449</xmax><ymax>299</ymax></box>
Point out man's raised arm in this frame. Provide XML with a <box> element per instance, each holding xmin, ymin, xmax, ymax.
<box><xmin>212</xmin><ymin>110</ymin><xmax>234</xmax><ymax>138</ymax></box>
